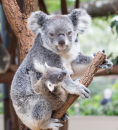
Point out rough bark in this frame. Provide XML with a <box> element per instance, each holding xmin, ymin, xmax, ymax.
<box><xmin>52</xmin><ymin>51</ymin><xmax>106</xmax><ymax>119</ymax></box>
<box><xmin>2</xmin><ymin>0</ymin><xmax>34</xmax><ymax>63</ymax></box>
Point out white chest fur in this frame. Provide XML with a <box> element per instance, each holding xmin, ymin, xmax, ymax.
<box><xmin>60</xmin><ymin>42</ymin><xmax>81</xmax><ymax>75</ymax></box>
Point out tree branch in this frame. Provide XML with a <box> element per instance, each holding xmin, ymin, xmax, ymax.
<box><xmin>38</xmin><ymin>0</ymin><xmax>49</xmax><ymax>14</ymax></box>
<box><xmin>96</xmin><ymin>65</ymin><xmax>118</xmax><ymax>76</ymax></box>
<box><xmin>75</xmin><ymin>0</ymin><xmax>79</xmax><ymax>8</ymax></box>
<box><xmin>60</xmin><ymin>0</ymin><xmax>68</xmax><ymax>14</ymax></box>
<box><xmin>23</xmin><ymin>0</ymin><xmax>35</xmax><ymax>17</ymax></box>
<box><xmin>74</xmin><ymin>0</ymin><xmax>118</xmax><ymax>17</ymax></box>
<box><xmin>52</xmin><ymin>51</ymin><xmax>106</xmax><ymax>119</ymax></box>
<box><xmin>2</xmin><ymin>0</ymin><xmax>23</xmax><ymax>38</ymax></box>
<box><xmin>2</xmin><ymin>0</ymin><xmax>35</xmax><ymax>62</ymax></box>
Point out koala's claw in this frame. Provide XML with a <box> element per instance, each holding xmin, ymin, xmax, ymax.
<box><xmin>48</xmin><ymin>118</ymin><xmax>63</xmax><ymax>130</ymax></box>
<box><xmin>99</xmin><ymin>59</ymin><xmax>113</xmax><ymax>69</ymax></box>
<box><xmin>77</xmin><ymin>83</ymin><xmax>90</xmax><ymax>99</ymax></box>
<box><xmin>61</xmin><ymin>112</ymin><xmax>69</xmax><ymax>122</ymax></box>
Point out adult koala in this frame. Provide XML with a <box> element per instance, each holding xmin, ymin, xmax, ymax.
<box><xmin>10</xmin><ymin>9</ymin><xmax>112</xmax><ymax>130</ymax></box>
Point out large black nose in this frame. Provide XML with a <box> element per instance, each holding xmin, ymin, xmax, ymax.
<box><xmin>58</xmin><ymin>34</ymin><xmax>65</xmax><ymax>46</ymax></box>
<box><xmin>61</xmin><ymin>71</ymin><xmax>67</xmax><ymax>76</ymax></box>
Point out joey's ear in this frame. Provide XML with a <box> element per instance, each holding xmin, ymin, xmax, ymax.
<box><xmin>28</xmin><ymin>11</ymin><xmax>48</xmax><ymax>33</ymax></box>
<box><xmin>68</xmin><ymin>9</ymin><xmax>91</xmax><ymax>34</ymax></box>
<box><xmin>45</xmin><ymin>81</ymin><xmax>54</xmax><ymax>92</ymax></box>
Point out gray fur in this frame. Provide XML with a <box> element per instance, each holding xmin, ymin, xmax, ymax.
<box><xmin>11</xmin><ymin>9</ymin><xmax>113</xmax><ymax>130</ymax></box>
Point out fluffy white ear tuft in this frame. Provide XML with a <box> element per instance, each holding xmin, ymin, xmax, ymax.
<box><xmin>34</xmin><ymin>60</ymin><xmax>45</xmax><ymax>74</ymax></box>
<box><xmin>27</xmin><ymin>11</ymin><xmax>48</xmax><ymax>33</ymax></box>
<box><xmin>68</xmin><ymin>8</ymin><xmax>91</xmax><ymax>34</ymax></box>
<box><xmin>45</xmin><ymin>81</ymin><xmax>54</xmax><ymax>92</ymax></box>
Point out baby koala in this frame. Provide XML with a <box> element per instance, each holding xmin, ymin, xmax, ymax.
<box><xmin>28</xmin><ymin>61</ymin><xmax>68</xmax><ymax>130</ymax></box>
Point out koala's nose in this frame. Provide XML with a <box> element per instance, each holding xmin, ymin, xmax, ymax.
<box><xmin>61</xmin><ymin>71</ymin><xmax>67</xmax><ymax>76</ymax></box>
<box><xmin>58</xmin><ymin>34</ymin><xmax>65</xmax><ymax>46</ymax></box>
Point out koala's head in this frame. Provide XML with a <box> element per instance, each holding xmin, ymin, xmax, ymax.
<box><xmin>34</xmin><ymin>61</ymin><xmax>67</xmax><ymax>92</ymax></box>
<box><xmin>28</xmin><ymin>9</ymin><xmax>91</xmax><ymax>54</ymax></box>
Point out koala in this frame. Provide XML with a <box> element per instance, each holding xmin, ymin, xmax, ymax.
<box><xmin>30</xmin><ymin>61</ymin><xmax>68</xmax><ymax>111</ymax></box>
<box><xmin>16</xmin><ymin>62</ymin><xmax>67</xmax><ymax>130</ymax></box>
<box><xmin>10</xmin><ymin>9</ymin><xmax>113</xmax><ymax>130</ymax></box>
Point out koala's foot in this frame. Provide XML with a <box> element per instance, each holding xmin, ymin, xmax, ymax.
<box><xmin>48</xmin><ymin>118</ymin><xmax>63</xmax><ymax>130</ymax></box>
<box><xmin>61</xmin><ymin>112</ymin><xmax>69</xmax><ymax>122</ymax></box>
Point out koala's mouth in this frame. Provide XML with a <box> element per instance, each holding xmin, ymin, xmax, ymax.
<box><xmin>57</xmin><ymin>45</ymin><xmax>68</xmax><ymax>51</ymax></box>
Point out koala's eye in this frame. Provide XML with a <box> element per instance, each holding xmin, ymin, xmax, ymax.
<box><xmin>58</xmin><ymin>75</ymin><xmax>62</xmax><ymax>81</ymax></box>
<box><xmin>67</xmin><ymin>31</ymin><xmax>72</xmax><ymax>36</ymax></box>
<box><xmin>49</xmin><ymin>33</ymin><xmax>54</xmax><ymax>37</ymax></box>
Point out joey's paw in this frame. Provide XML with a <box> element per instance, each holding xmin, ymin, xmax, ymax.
<box><xmin>77</xmin><ymin>83</ymin><xmax>90</xmax><ymax>99</ymax></box>
<box><xmin>99</xmin><ymin>59</ymin><xmax>113</xmax><ymax>69</ymax></box>
<box><xmin>48</xmin><ymin>118</ymin><xmax>63</xmax><ymax>130</ymax></box>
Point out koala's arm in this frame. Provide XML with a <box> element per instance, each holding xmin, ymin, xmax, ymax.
<box><xmin>71</xmin><ymin>52</ymin><xmax>93</xmax><ymax>78</ymax></box>
<box><xmin>71</xmin><ymin>52</ymin><xmax>113</xmax><ymax>79</ymax></box>
<box><xmin>62</xmin><ymin>73</ymin><xmax>90</xmax><ymax>99</ymax></box>
<box><xmin>28</xmin><ymin>71</ymin><xmax>42</xmax><ymax>94</ymax></box>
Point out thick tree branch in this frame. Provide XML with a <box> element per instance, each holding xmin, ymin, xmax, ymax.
<box><xmin>52</xmin><ymin>51</ymin><xmax>106</xmax><ymax>119</ymax></box>
<box><xmin>23</xmin><ymin>0</ymin><xmax>35</xmax><ymax>17</ymax></box>
<box><xmin>2</xmin><ymin>0</ymin><xmax>34</xmax><ymax>62</ymax></box>
<box><xmin>80</xmin><ymin>0</ymin><xmax>118</xmax><ymax>17</ymax></box>
<box><xmin>38</xmin><ymin>0</ymin><xmax>49</xmax><ymax>14</ymax></box>
<box><xmin>2</xmin><ymin>0</ymin><xmax>22</xmax><ymax>38</ymax></box>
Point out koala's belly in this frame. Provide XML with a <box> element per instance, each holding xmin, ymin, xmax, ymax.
<box><xmin>47</xmin><ymin>86</ymin><xmax>68</xmax><ymax>110</ymax></box>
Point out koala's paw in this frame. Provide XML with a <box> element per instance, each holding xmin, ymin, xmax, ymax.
<box><xmin>48</xmin><ymin>118</ymin><xmax>63</xmax><ymax>130</ymax></box>
<box><xmin>99</xmin><ymin>59</ymin><xmax>113</xmax><ymax>69</ymax></box>
<box><xmin>77</xmin><ymin>83</ymin><xmax>90</xmax><ymax>99</ymax></box>
<box><xmin>61</xmin><ymin>112</ymin><xmax>69</xmax><ymax>122</ymax></box>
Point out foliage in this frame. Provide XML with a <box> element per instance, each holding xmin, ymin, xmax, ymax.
<box><xmin>68</xmin><ymin>78</ymin><xmax>118</xmax><ymax>116</ymax></box>
<box><xmin>111</xmin><ymin>16</ymin><xmax>118</xmax><ymax>35</ymax></box>
<box><xmin>0</xmin><ymin>93</ymin><xmax>3</xmax><ymax>114</ymax></box>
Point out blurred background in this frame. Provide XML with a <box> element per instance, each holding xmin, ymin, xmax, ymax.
<box><xmin>0</xmin><ymin>0</ymin><xmax>118</xmax><ymax>130</ymax></box>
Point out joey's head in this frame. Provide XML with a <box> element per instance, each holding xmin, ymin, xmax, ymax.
<box><xmin>34</xmin><ymin>61</ymin><xmax>67</xmax><ymax>92</ymax></box>
<box><xmin>28</xmin><ymin>9</ymin><xmax>91</xmax><ymax>54</ymax></box>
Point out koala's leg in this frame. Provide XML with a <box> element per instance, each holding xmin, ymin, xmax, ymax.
<box><xmin>62</xmin><ymin>74</ymin><xmax>90</xmax><ymax>99</ymax></box>
<box><xmin>31</xmin><ymin>98</ymin><xmax>63</xmax><ymax>130</ymax></box>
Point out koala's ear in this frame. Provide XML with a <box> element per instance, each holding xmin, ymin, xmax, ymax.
<box><xmin>45</xmin><ymin>81</ymin><xmax>54</xmax><ymax>92</ymax></box>
<box><xmin>28</xmin><ymin>11</ymin><xmax>48</xmax><ymax>33</ymax></box>
<box><xmin>68</xmin><ymin>9</ymin><xmax>91</xmax><ymax>34</ymax></box>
